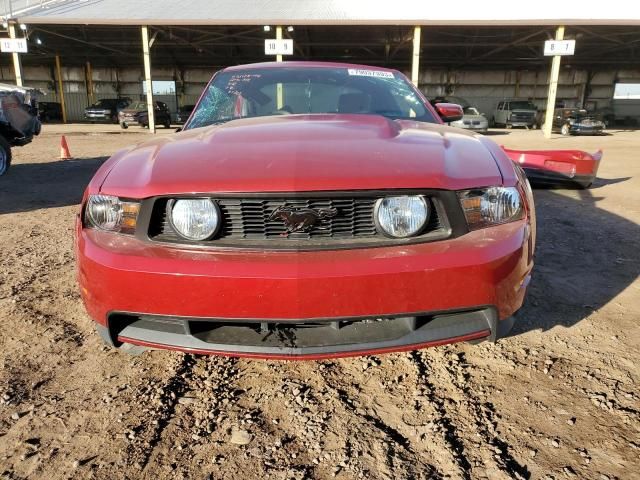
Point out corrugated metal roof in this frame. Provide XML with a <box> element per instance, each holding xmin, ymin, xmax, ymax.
<box><xmin>3</xmin><ymin>0</ymin><xmax>640</xmax><ymax>25</ymax></box>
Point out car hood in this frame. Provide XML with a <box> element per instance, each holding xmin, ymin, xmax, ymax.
<box><xmin>121</xmin><ymin>108</ymin><xmax>144</xmax><ymax>115</ymax></box>
<box><xmin>100</xmin><ymin>114</ymin><xmax>504</xmax><ymax>197</ymax></box>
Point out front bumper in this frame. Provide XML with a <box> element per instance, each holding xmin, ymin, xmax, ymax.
<box><xmin>522</xmin><ymin>169</ymin><xmax>595</xmax><ymax>188</ymax></box>
<box><xmin>503</xmin><ymin>148</ymin><xmax>602</xmax><ymax>189</ymax></box>
<box><xmin>76</xmin><ymin>220</ymin><xmax>532</xmax><ymax>358</ymax></box>
<box><xmin>569</xmin><ymin>125</ymin><xmax>605</xmax><ymax>135</ymax></box>
<box><xmin>84</xmin><ymin>113</ymin><xmax>111</xmax><ymax>121</ymax></box>
<box><xmin>459</xmin><ymin>125</ymin><xmax>488</xmax><ymax>133</ymax></box>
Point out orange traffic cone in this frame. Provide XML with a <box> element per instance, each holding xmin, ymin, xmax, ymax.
<box><xmin>60</xmin><ymin>135</ymin><xmax>72</xmax><ymax>160</ymax></box>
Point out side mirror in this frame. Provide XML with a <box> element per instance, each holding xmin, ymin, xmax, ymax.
<box><xmin>434</xmin><ymin>103</ymin><xmax>464</xmax><ymax>123</ymax></box>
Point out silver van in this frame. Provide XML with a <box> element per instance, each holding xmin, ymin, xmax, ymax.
<box><xmin>492</xmin><ymin>100</ymin><xmax>537</xmax><ymax>128</ymax></box>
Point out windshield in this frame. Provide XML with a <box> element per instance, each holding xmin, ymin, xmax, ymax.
<box><xmin>562</xmin><ymin>109</ymin><xmax>591</xmax><ymax>117</ymax></box>
<box><xmin>463</xmin><ymin>107</ymin><xmax>480</xmax><ymax>115</ymax></box>
<box><xmin>186</xmin><ymin>66</ymin><xmax>436</xmax><ymax>130</ymax></box>
<box><xmin>92</xmin><ymin>99</ymin><xmax>116</xmax><ymax>108</ymax></box>
<box><xmin>509</xmin><ymin>101</ymin><xmax>537</xmax><ymax>110</ymax></box>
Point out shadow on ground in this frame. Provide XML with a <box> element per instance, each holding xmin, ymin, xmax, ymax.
<box><xmin>0</xmin><ymin>157</ymin><xmax>107</xmax><ymax>215</ymax></box>
<box><xmin>512</xmin><ymin>184</ymin><xmax>640</xmax><ymax>335</ymax></box>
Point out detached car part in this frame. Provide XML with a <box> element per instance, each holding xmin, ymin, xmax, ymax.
<box><xmin>503</xmin><ymin>147</ymin><xmax>603</xmax><ymax>189</ymax></box>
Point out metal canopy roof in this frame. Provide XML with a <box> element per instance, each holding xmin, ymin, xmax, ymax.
<box><xmin>3</xmin><ymin>0</ymin><xmax>640</xmax><ymax>26</ymax></box>
<box><xmin>16</xmin><ymin>24</ymin><xmax>640</xmax><ymax>70</ymax></box>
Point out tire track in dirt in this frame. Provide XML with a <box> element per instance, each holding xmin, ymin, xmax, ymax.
<box><xmin>405</xmin><ymin>350</ymin><xmax>478</xmax><ymax>479</ymax></box>
<box><xmin>122</xmin><ymin>353</ymin><xmax>197</xmax><ymax>469</ymax></box>
<box><xmin>418</xmin><ymin>347</ymin><xmax>531</xmax><ymax>479</ymax></box>
<box><xmin>317</xmin><ymin>358</ymin><xmax>445</xmax><ymax>479</ymax></box>
<box><xmin>133</xmin><ymin>354</ymin><xmax>241</xmax><ymax>476</ymax></box>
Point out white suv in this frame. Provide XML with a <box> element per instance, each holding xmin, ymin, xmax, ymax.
<box><xmin>492</xmin><ymin>100</ymin><xmax>538</xmax><ymax>128</ymax></box>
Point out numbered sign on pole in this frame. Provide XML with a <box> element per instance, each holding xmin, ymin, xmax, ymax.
<box><xmin>264</xmin><ymin>39</ymin><xmax>293</xmax><ymax>56</ymax></box>
<box><xmin>544</xmin><ymin>40</ymin><xmax>575</xmax><ymax>56</ymax></box>
<box><xmin>0</xmin><ymin>38</ymin><xmax>28</xmax><ymax>53</ymax></box>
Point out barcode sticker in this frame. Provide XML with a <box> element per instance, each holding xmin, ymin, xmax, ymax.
<box><xmin>347</xmin><ymin>69</ymin><xmax>394</xmax><ymax>79</ymax></box>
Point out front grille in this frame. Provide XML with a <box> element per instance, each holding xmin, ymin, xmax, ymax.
<box><xmin>510</xmin><ymin>112</ymin><xmax>534</xmax><ymax>121</ymax></box>
<box><xmin>146</xmin><ymin>193</ymin><xmax>451</xmax><ymax>249</ymax></box>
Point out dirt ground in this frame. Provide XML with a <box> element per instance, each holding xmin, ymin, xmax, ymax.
<box><xmin>0</xmin><ymin>123</ymin><xmax>638</xmax><ymax>480</ymax></box>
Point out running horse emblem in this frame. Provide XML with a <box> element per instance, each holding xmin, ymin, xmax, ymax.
<box><xmin>268</xmin><ymin>205</ymin><xmax>338</xmax><ymax>234</ymax></box>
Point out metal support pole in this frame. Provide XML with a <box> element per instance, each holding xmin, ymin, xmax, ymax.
<box><xmin>55</xmin><ymin>55</ymin><xmax>67</xmax><ymax>124</ymax></box>
<box><xmin>543</xmin><ymin>26</ymin><xmax>565</xmax><ymax>139</ymax></box>
<box><xmin>8</xmin><ymin>24</ymin><xmax>23</xmax><ymax>87</ymax></box>
<box><xmin>141</xmin><ymin>26</ymin><xmax>155</xmax><ymax>133</ymax></box>
<box><xmin>276</xmin><ymin>26</ymin><xmax>283</xmax><ymax>108</ymax></box>
<box><xmin>86</xmin><ymin>61</ymin><xmax>95</xmax><ymax>105</ymax></box>
<box><xmin>411</xmin><ymin>26</ymin><xmax>421</xmax><ymax>87</ymax></box>
<box><xmin>276</xmin><ymin>26</ymin><xmax>283</xmax><ymax>62</ymax></box>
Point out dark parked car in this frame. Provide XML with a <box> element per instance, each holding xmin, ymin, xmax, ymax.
<box><xmin>553</xmin><ymin>108</ymin><xmax>605</xmax><ymax>135</ymax></box>
<box><xmin>0</xmin><ymin>83</ymin><xmax>42</xmax><ymax>176</ymax></box>
<box><xmin>175</xmin><ymin>104</ymin><xmax>195</xmax><ymax>124</ymax></box>
<box><xmin>119</xmin><ymin>100</ymin><xmax>172</xmax><ymax>129</ymax></box>
<box><xmin>84</xmin><ymin>98</ymin><xmax>131</xmax><ymax>123</ymax></box>
<box><xmin>38</xmin><ymin>101</ymin><xmax>63</xmax><ymax>122</ymax></box>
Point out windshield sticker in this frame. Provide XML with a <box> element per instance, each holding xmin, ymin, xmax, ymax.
<box><xmin>347</xmin><ymin>69</ymin><xmax>394</xmax><ymax>79</ymax></box>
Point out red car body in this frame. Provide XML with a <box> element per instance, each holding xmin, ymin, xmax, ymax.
<box><xmin>76</xmin><ymin>62</ymin><xmax>536</xmax><ymax>359</ymax></box>
<box><xmin>502</xmin><ymin>147</ymin><xmax>603</xmax><ymax>188</ymax></box>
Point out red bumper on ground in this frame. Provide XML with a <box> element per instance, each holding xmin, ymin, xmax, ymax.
<box><xmin>503</xmin><ymin>147</ymin><xmax>603</xmax><ymax>188</ymax></box>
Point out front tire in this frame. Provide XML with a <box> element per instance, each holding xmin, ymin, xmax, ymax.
<box><xmin>0</xmin><ymin>136</ymin><xmax>12</xmax><ymax>176</ymax></box>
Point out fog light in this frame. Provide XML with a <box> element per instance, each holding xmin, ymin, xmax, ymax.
<box><xmin>375</xmin><ymin>196</ymin><xmax>429</xmax><ymax>238</ymax></box>
<box><xmin>169</xmin><ymin>198</ymin><xmax>220</xmax><ymax>241</ymax></box>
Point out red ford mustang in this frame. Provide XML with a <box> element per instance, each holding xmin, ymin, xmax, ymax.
<box><xmin>75</xmin><ymin>62</ymin><xmax>537</xmax><ymax>359</ymax></box>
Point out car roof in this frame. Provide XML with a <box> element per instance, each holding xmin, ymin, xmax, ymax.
<box><xmin>223</xmin><ymin>61</ymin><xmax>398</xmax><ymax>74</ymax></box>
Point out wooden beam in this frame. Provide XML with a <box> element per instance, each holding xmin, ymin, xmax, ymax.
<box><xmin>8</xmin><ymin>24</ymin><xmax>24</xmax><ymax>87</ymax></box>
<box><xmin>55</xmin><ymin>55</ymin><xmax>67</xmax><ymax>123</ymax></box>
<box><xmin>85</xmin><ymin>61</ymin><xmax>94</xmax><ymax>106</ymax></box>
<box><xmin>543</xmin><ymin>26</ymin><xmax>565</xmax><ymax>139</ymax></box>
<box><xmin>411</xmin><ymin>26</ymin><xmax>421</xmax><ymax>86</ymax></box>
<box><xmin>141</xmin><ymin>26</ymin><xmax>156</xmax><ymax>134</ymax></box>
<box><xmin>33</xmin><ymin>27</ymin><xmax>134</xmax><ymax>57</ymax></box>
<box><xmin>471</xmin><ymin>29</ymin><xmax>548</xmax><ymax>62</ymax></box>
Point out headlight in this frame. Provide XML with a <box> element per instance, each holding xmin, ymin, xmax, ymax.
<box><xmin>375</xmin><ymin>196</ymin><xmax>429</xmax><ymax>238</ymax></box>
<box><xmin>84</xmin><ymin>195</ymin><xmax>140</xmax><ymax>234</ymax></box>
<box><xmin>169</xmin><ymin>198</ymin><xmax>220</xmax><ymax>241</ymax></box>
<box><xmin>458</xmin><ymin>187</ymin><xmax>524</xmax><ymax>230</ymax></box>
